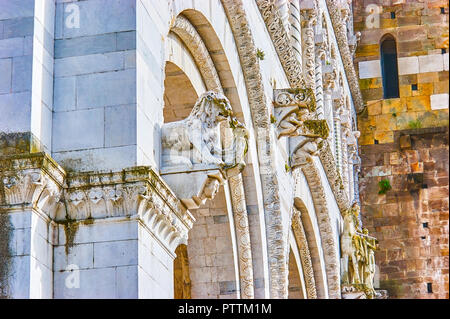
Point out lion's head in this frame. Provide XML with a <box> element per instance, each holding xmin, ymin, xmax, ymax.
<box><xmin>187</xmin><ymin>91</ymin><xmax>233</xmax><ymax>127</ymax></box>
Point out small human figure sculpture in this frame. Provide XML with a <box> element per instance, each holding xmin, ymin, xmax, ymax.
<box><xmin>359</xmin><ymin>228</ymin><xmax>378</xmax><ymax>298</ymax></box>
<box><xmin>278</xmin><ymin>108</ymin><xmax>309</xmax><ymax>138</ymax></box>
<box><xmin>199</xmin><ymin>176</ymin><xmax>222</xmax><ymax>205</ymax></box>
<box><xmin>340</xmin><ymin>204</ymin><xmax>361</xmax><ymax>286</ymax></box>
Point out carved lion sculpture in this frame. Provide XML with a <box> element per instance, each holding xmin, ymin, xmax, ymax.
<box><xmin>161</xmin><ymin>91</ymin><xmax>233</xmax><ymax>168</ymax></box>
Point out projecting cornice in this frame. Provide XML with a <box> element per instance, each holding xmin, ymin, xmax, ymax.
<box><xmin>0</xmin><ymin>152</ymin><xmax>194</xmax><ymax>254</ymax></box>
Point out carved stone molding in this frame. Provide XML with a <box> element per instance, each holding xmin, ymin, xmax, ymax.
<box><xmin>291</xmin><ymin>137</ymin><xmax>323</xmax><ymax>169</ymax></box>
<box><xmin>255</xmin><ymin>0</ymin><xmax>304</xmax><ymax>88</ymax></box>
<box><xmin>0</xmin><ymin>153</ymin><xmax>65</xmax><ymax>220</ymax></box>
<box><xmin>291</xmin><ymin>208</ymin><xmax>318</xmax><ymax>299</ymax></box>
<box><xmin>169</xmin><ymin>13</ymin><xmax>259</xmax><ymax>297</ymax></box>
<box><xmin>64</xmin><ymin>167</ymin><xmax>195</xmax><ymax>253</ymax></box>
<box><xmin>300</xmin><ymin>4</ymin><xmax>317</xmax><ymax>89</ymax></box>
<box><xmin>325</xmin><ymin>0</ymin><xmax>364</xmax><ymax>113</ymax></box>
<box><xmin>222</xmin><ymin>0</ymin><xmax>288</xmax><ymax>298</ymax></box>
<box><xmin>229</xmin><ymin>174</ymin><xmax>255</xmax><ymax>299</ymax></box>
<box><xmin>294</xmin><ymin>160</ymin><xmax>341</xmax><ymax>299</ymax></box>
<box><xmin>171</xmin><ymin>15</ymin><xmax>222</xmax><ymax>92</ymax></box>
<box><xmin>318</xmin><ymin>140</ymin><xmax>350</xmax><ymax>213</ymax></box>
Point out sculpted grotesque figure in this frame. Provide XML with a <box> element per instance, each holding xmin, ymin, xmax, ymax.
<box><xmin>291</xmin><ymin>137</ymin><xmax>322</xmax><ymax>168</ymax></box>
<box><xmin>161</xmin><ymin>91</ymin><xmax>248</xmax><ymax>174</ymax></box>
<box><xmin>160</xmin><ymin>91</ymin><xmax>249</xmax><ymax>209</ymax></box>
<box><xmin>161</xmin><ymin>91</ymin><xmax>233</xmax><ymax>168</ymax></box>
<box><xmin>198</xmin><ymin>175</ymin><xmax>222</xmax><ymax>206</ymax></box>
<box><xmin>222</xmin><ymin>118</ymin><xmax>249</xmax><ymax>176</ymax></box>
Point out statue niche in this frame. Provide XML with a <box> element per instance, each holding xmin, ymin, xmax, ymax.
<box><xmin>161</xmin><ymin>91</ymin><xmax>249</xmax><ymax>209</ymax></box>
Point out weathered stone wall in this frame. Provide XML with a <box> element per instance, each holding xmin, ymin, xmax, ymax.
<box><xmin>52</xmin><ymin>0</ymin><xmax>137</xmax><ymax>172</ymax></box>
<box><xmin>0</xmin><ymin>209</ymin><xmax>12</xmax><ymax>298</ymax></box>
<box><xmin>187</xmin><ymin>187</ymin><xmax>239</xmax><ymax>299</ymax></box>
<box><xmin>359</xmin><ymin>127</ymin><xmax>448</xmax><ymax>299</ymax></box>
<box><xmin>354</xmin><ymin>0</ymin><xmax>449</xmax><ymax>145</ymax></box>
<box><xmin>354</xmin><ymin>0</ymin><xmax>449</xmax><ymax>299</ymax></box>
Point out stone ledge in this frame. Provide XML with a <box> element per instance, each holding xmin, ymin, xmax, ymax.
<box><xmin>0</xmin><ymin>152</ymin><xmax>195</xmax><ymax>253</ymax></box>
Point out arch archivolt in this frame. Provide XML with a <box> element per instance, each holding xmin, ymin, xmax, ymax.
<box><xmin>288</xmin><ymin>232</ymin><xmax>307</xmax><ymax>299</ymax></box>
<box><xmin>154</xmin><ymin>0</ymin><xmax>303</xmax><ymax>298</ymax></box>
<box><xmin>165</xmin><ymin>6</ymin><xmax>263</xmax><ymax>299</ymax></box>
<box><xmin>165</xmin><ymin>32</ymin><xmax>206</xmax><ymax>96</ymax></box>
<box><xmin>170</xmin><ymin>15</ymin><xmax>222</xmax><ymax>92</ymax></box>
<box><xmin>292</xmin><ymin>162</ymin><xmax>341</xmax><ymax>299</ymax></box>
<box><xmin>290</xmin><ymin>207</ymin><xmax>317</xmax><ymax>299</ymax></box>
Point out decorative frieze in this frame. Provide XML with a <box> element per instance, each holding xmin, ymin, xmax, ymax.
<box><xmin>0</xmin><ymin>153</ymin><xmax>65</xmax><ymax>219</ymax></box>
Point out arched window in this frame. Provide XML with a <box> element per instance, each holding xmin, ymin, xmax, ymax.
<box><xmin>380</xmin><ymin>35</ymin><xmax>400</xmax><ymax>99</ymax></box>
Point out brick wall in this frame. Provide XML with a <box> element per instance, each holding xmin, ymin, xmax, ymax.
<box><xmin>354</xmin><ymin>0</ymin><xmax>449</xmax><ymax>145</ymax></box>
<box><xmin>360</xmin><ymin>127</ymin><xmax>448</xmax><ymax>298</ymax></box>
<box><xmin>354</xmin><ymin>0</ymin><xmax>449</xmax><ymax>298</ymax></box>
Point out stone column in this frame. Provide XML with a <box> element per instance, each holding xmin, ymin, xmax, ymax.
<box><xmin>228</xmin><ymin>174</ymin><xmax>255</xmax><ymax>299</ymax></box>
<box><xmin>288</xmin><ymin>0</ymin><xmax>302</xmax><ymax>66</ymax></box>
<box><xmin>300</xmin><ymin>3</ymin><xmax>317</xmax><ymax>90</ymax></box>
<box><xmin>340</xmin><ymin>121</ymin><xmax>351</xmax><ymax>195</ymax></box>
<box><xmin>332</xmin><ymin>98</ymin><xmax>344</xmax><ymax>175</ymax></box>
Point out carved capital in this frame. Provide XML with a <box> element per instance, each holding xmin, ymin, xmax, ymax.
<box><xmin>63</xmin><ymin>167</ymin><xmax>194</xmax><ymax>253</ymax></box>
<box><xmin>347</xmin><ymin>130</ymin><xmax>360</xmax><ymax>160</ymax></box>
<box><xmin>322</xmin><ymin>63</ymin><xmax>337</xmax><ymax>91</ymax></box>
<box><xmin>0</xmin><ymin>153</ymin><xmax>65</xmax><ymax>219</ymax></box>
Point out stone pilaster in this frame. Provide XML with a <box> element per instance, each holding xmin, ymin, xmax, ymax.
<box><xmin>0</xmin><ymin>152</ymin><xmax>65</xmax><ymax>298</ymax></box>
